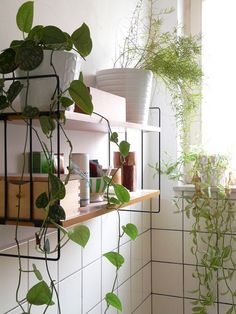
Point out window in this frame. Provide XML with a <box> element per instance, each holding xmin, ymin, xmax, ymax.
<box><xmin>186</xmin><ymin>0</ymin><xmax>236</xmax><ymax>170</ymax></box>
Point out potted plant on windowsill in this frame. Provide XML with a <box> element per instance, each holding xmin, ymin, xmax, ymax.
<box><xmin>96</xmin><ymin>0</ymin><xmax>202</xmax><ymax>142</ymax></box>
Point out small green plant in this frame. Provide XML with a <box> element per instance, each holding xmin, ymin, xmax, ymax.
<box><xmin>115</xmin><ymin>0</ymin><xmax>202</xmax><ymax>152</ymax></box>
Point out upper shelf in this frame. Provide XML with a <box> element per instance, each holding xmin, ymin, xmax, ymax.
<box><xmin>64</xmin><ymin>111</ymin><xmax>161</xmax><ymax>133</ymax></box>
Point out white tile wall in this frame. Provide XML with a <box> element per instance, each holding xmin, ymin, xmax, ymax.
<box><xmin>133</xmin><ymin>296</ymin><xmax>152</xmax><ymax>314</ymax></box>
<box><xmin>131</xmin><ymin>269</ymin><xmax>143</xmax><ymax>312</ymax></box>
<box><xmin>82</xmin><ymin>259</ymin><xmax>102</xmax><ymax>313</ymax></box>
<box><xmin>152</xmin><ymin>262</ymin><xmax>183</xmax><ymax>297</ymax></box>
<box><xmin>1</xmin><ymin>208</ymin><xmax>151</xmax><ymax>314</ymax></box>
<box><xmin>152</xmin><ymin>229</ymin><xmax>182</xmax><ymax>263</ymax></box>
<box><xmin>152</xmin><ymin>295</ymin><xmax>183</xmax><ymax>314</ymax></box>
<box><xmin>59</xmin><ymin>272</ymin><xmax>82</xmax><ymax>314</ymax></box>
<box><xmin>82</xmin><ymin>217</ymin><xmax>102</xmax><ymax>267</ymax></box>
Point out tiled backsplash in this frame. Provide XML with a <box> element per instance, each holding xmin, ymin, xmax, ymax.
<box><xmin>0</xmin><ymin>207</ymin><xmax>151</xmax><ymax>314</ymax></box>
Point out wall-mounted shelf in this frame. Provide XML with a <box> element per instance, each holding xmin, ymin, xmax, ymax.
<box><xmin>3</xmin><ymin>111</ymin><xmax>161</xmax><ymax>133</ymax></box>
<box><xmin>62</xmin><ymin>189</ymin><xmax>160</xmax><ymax>227</ymax></box>
<box><xmin>1</xmin><ymin>189</ymin><xmax>159</xmax><ymax>228</ymax></box>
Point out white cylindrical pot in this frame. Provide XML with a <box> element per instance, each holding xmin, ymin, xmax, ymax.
<box><xmin>17</xmin><ymin>50</ymin><xmax>81</xmax><ymax>112</ymax></box>
<box><xmin>71</xmin><ymin>153</ymin><xmax>90</xmax><ymax>207</ymax></box>
<box><xmin>96</xmin><ymin>68</ymin><xmax>153</xmax><ymax>124</ymax></box>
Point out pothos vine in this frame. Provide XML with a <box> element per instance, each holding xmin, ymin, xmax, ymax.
<box><xmin>0</xmin><ymin>1</ymin><xmax>138</xmax><ymax>313</ymax></box>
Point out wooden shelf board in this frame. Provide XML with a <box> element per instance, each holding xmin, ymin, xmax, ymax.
<box><xmin>61</xmin><ymin>189</ymin><xmax>160</xmax><ymax>227</ymax></box>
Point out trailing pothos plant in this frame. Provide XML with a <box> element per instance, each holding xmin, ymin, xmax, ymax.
<box><xmin>155</xmin><ymin>153</ymin><xmax>236</xmax><ymax>314</ymax></box>
<box><xmin>0</xmin><ymin>1</ymin><xmax>93</xmax><ymax>313</ymax></box>
<box><xmin>0</xmin><ymin>2</ymin><xmax>138</xmax><ymax>313</ymax></box>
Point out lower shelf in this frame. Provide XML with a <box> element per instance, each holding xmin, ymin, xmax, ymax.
<box><xmin>2</xmin><ymin>189</ymin><xmax>160</xmax><ymax>228</ymax></box>
<box><xmin>61</xmin><ymin>189</ymin><xmax>160</xmax><ymax>227</ymax></box>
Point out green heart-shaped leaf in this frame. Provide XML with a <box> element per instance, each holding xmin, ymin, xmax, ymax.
<box><xmin>41</xmin><ymin>26</ymin><xmax>67</xmax><ymax>45</ymax></box>
<box><xmin>22</xmin><ymin>105</ymin><xmax>39</xmax><ymax>118</ymax></box>
<box><xmin>16</xmin><ymin>1</ymin><xmax>34</xmax><ymax>33</ymax></box>
<box><xmin>15</xmin><ymin>40</ymin><xmax>43</xmax><ymax>71</ymax></box>
<box><xmin>60</xmin><ymin>96</ymin><xmax>73</xmax><ymax>108</ymax></box>
<box><xmin>119</xmin><ymin>141</ymin><xmax>130</xmax><ymax>158</ymax></box>
<box><xmin>68</xmin><ymin>225</ymin><xmax>90</xmax><ymax>248</ymax></box>
<box><xmin>69</xmin><ymin>80</ymin><xmax>93</xmax><ymax>115</ymax></box>
<box><xmin>0</xmin><ymin>49</ymin><xmax>17</xmax><ymax>74</ymax></box>
<box><xmin>7</xmin><ymin>81</ymin><xmax>24</xmax><ymax>103</ymax></box>
<box><xmin>26</xmin><ymin>281</ymin><xmax>54</xmax><ymax>306</ymax></box>
<box><xmin>27</xmin><ymin>25</ymin><xmax>44</xmax><ymax>42</ymax></box>
<box><xmin>122</xmin><ymin>223</ymin><xmax>138</xmax><ymax>240</ymax></box>
<box><xmin>103</xmin><ymin>252</ymin><xmax>125</xmax><ymax>269</ymax></box>
<box><xmin>71</xmin><ymin>23</ymin><xmax>92</xmax><ymax>57</ymax></box>
<box><xmin>48</xmin><ymin>204</ymin><xmax>66</xmax><ymax>221</ymax></box>
<box><xmin>105</xmin><ymin>292</ymin><xmax>122</xmax><ymax>312</ymax></box>
<box><xmin>0</xmin><ymin>95</ymin><xmax>9</xmax><ymax>110</ymax></box>
<box><xmin>35</xmin><ymin>192</ymin><xmax>49</xmax><ymax>208</ymax></box>
<box><xmin>39</xmin><ymin>115</ymin><xmax>55</xmax><ymax>137</ymax></box>
<box><xmin>113</xmin><ymin>184</ymin><xmax>130</xmax><ymax>203</ymax></box>
<box><xmin>48</xmin><ymin>173</ymin><xmax>65</xmax><ymax>200</ymax></box>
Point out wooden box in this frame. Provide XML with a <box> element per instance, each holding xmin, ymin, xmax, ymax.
<box><xmin>0</xmin><ymin>175</ymin><xmax>80</xmax><ymax>222</ymax></box>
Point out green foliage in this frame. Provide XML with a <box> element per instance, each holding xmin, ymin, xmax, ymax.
<box><xmin>26</xmin><ymin>281</ymin><xmax>54</xmax><ymax>306</ymax></box>
<box><xmin>39</xmin><ymin>116</ymin><xmax>55</xmax><ymax>137</ymax></box>
<box><xmin>115</xmin><ymin>0</ymin><xmax>202</xmax><ymax>151</ymax></box>
<box><xmin>16</xmin><ymin>1</ymin><xmax>34</xmax><ymax>33</ymax></box>
<box><xmin>48</xmin><ymin>173</ymin><xmax>66</xmax><ymax>200</ymax></box>
<box><xmin>122</xmin><ymin>223</ymin><xmax>138</xmax><ymax>240</ymax></box>
<box><xmin>69</xmin><ymin>80</ymin><xmax>93</xmax><ymax>114</ymax></box>
<box><xmin>32</xmin><ymin>264</ymin><xmax>43</xmax><ymax>281</ymax></box>
<box><xmin>119</xmin><ymin>141</ymin><xmax>130</xmax><ymax>158</ymax></box>
<box><xmin>35</xmin><ymin>192</ymin><xmax>49</xmax><ymax>208</ymax></box>
<box><xmin>48</xmin><ymin>204</ymin><xmax>66</xmax><ymax>221</ymax></box>
<box><xmin>7</xmin><ymin>81</ymin><xmax>24</xmax><ymax>103</ymax></box>
<box><xmin>71</xmin><ymin>23</ymin><xmax>93</xmax><ymax>57</ymax></box>
<box><xmin>68</xmin><ymin>225</ymin><xmax>90</xmax><ymax>248</ymax></box>
<box><xmin>113</xmin><ymin>184</ymin><xmax>130</xmax><ymax>203</ymax></box>
<box><xmin>105</xmin><ymin>292</ymin><xmax>122</xmax><ymax>312</ymax></box>
<box><xmin>103</xmin><ymin>252</ymin><xmax>125</xmax><ymax>269</ymax></box>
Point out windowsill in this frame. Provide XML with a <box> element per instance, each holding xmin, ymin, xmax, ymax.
<box><xmin>173</xmin><ymin>184</ymin><xmax>236</xmax><ymax>192</ymax></box>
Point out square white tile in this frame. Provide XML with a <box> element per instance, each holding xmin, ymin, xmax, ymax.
<box><xmin>143</xmin><ymin>263</ymin><xmax>151</xmax><ymax>300</ymax></box>
<box><xmin>0</xmin><ymin>243</ymin><xmax>28</xmax><ymax>313</ymax></box>
<box><xmin>131</xmin><ymin>212</ymin><xmax>143</xmax><ymax>236</ymax></box>
<box><xmin>118</xmin><ymin>280</ymin><xmax>131</xmax><ymax>314</ymax></box>
<box><xmin>102</xmin><ymin>254</ymin><xmax>117</xmax><ymax>298</ymax></box>
<box><xmin>87</xmin><ymin>302</ymin><xmax>102</xmax><ymax>314</ymax></box>
<box><xmin>152</xmin><ymin>229</ymin><xmax>182</xmax><ymax>263</ymax></box>
<box><xmin>142</xmin><ymin>230</ymin><xmax>151</xmax><ymax>266</ymax></box>
<box><xmin>133</xmin><ymin>296</ymin><xmax>151</xmax><ymax>314</ymax></box>
<box><xmin>131</xmin><ymin>269</ymin><xmax>143</xmax><ymax>312</ymax></box>
<box><xmin>152</xmin><ymin>295</ymin><xmax>183</xmax><ymax>314</ymax></box>
<box><xmin>83</xmin><ymin>259</ymin><xmax>101</xmax><ymax>313</ymax></box>
<box><xmin>131</xmin><ymin>235</ymin><xmax>143</xmax><ymax>275</ymax></box>
<box><xmin>82</xmin><ymin>217</ymin><xmax>102</xmax><ymax>267</ymax></box>
<box><xmin>152</xmin><ymin>262</ymin><xmax>183</xmax><ymax>297</ymax></box>
<box><xmin>59</xmin><ymin>271</ymin><xmax>82</xmax><ymax>314</ymax></box>
<box><xmin>117</xmin><ymin>241</ymin><xmax>131</xmax><ymax>286</ymax></box>
<box><xmin>59</xmin><ymin>226</ymin><xmax>82</xmax><ymax>281</ymax></box>
<box><xmin>102</xmin><ymin>211</ymin><xmax>118</xmax><ymax>254</ymax></box>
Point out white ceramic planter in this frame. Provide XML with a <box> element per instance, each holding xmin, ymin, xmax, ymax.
<box><xmin>17</xmin><ymin>50</ymin><xmax>80</xmax><ymax>112</ymax></box>
<box><xmin>96</xmin><ymin>68</ymin><xmax>153</xmax><ymax>124</ymax></box>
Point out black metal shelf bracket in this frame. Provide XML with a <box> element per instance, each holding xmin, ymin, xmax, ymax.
<box><xmin>0</xmin><ymin>74</ymin><xmax>61</xmax><ymax>261</ymax></box>
<box><xmin>118</xmin><ymin>106</ymin><xmax>161</xmax><ymax>214</ymax></box>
